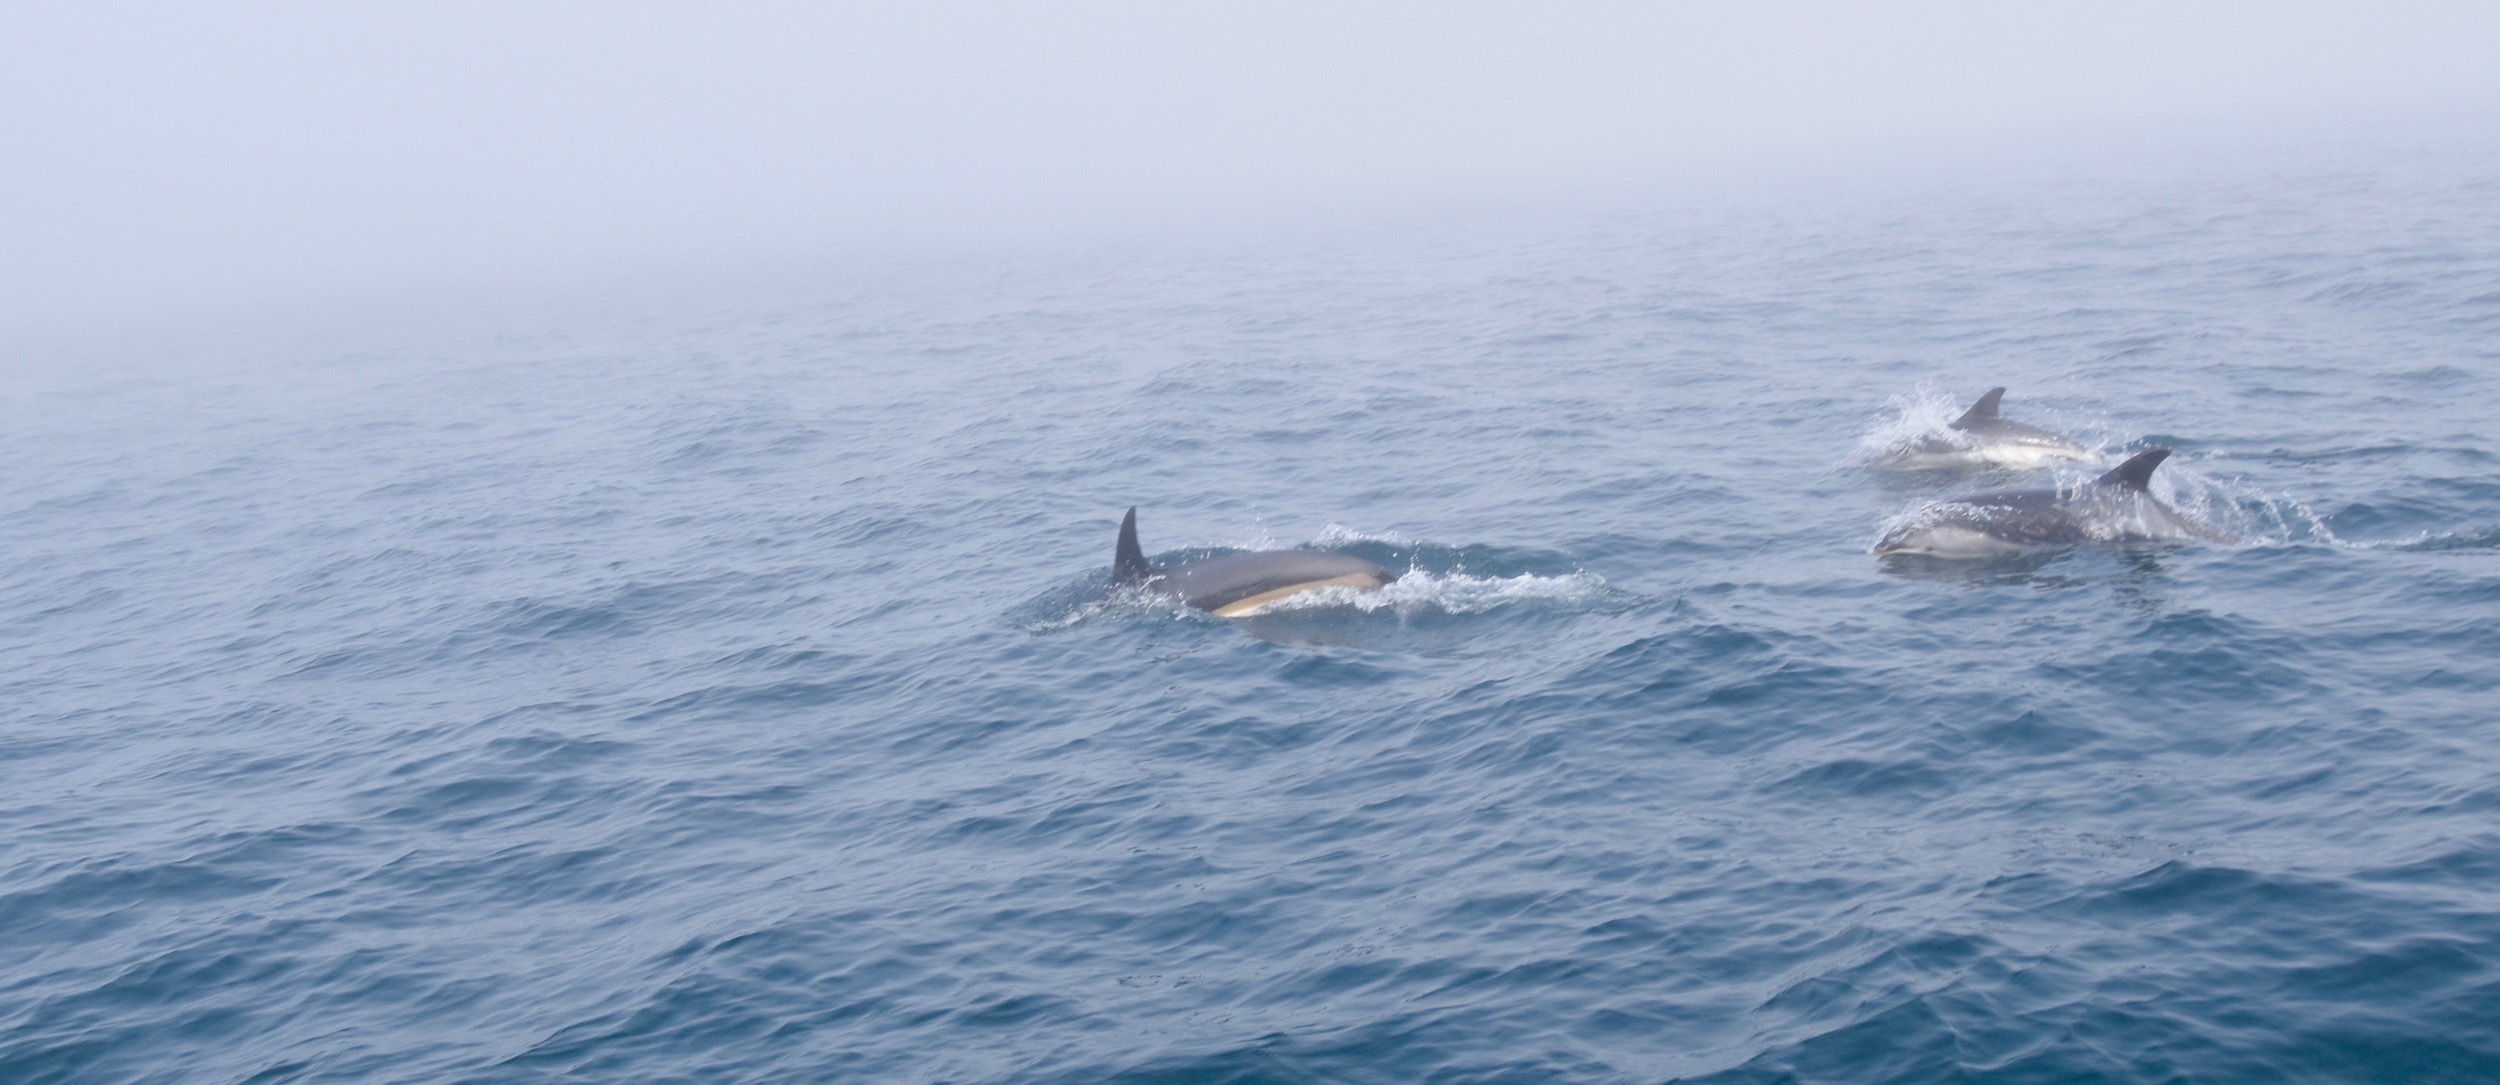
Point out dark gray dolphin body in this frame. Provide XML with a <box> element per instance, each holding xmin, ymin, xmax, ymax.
<box><xmin>1874</xmin><ymin>449</ymin><xmax>2236</xmax><ymax>558</ymax></box>
<box><xmin>1114</xmin><ymin>508</ymin><xmax>1397</xmax><ymax>616</ymax></box>
<box><xmin>1870</xmin><ymin>387</ymin><xmax>2096</xmax><ymax>470</ymax></box>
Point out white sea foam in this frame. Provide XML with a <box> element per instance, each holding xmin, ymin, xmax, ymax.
<box><xmin>1254</xmin><ymin>567</ymin><xmax>1610</xmax><ymax>616</ymax></box>
<box><xmin>1220</xmin><ymin>522</ymin><xmax>1282</xmax><ymax>551</ymax></box>
<box><xmin>1023</xmin><ymin>566</ymin><xmax>1610</xmax><ymax>629</ymax></box>
<box><xmin>2382</xmin><ymin>526</ymin><xmax>2500</xmax><ymax>552</ymax></box>
<box><xmin>1311</xmin><ymin>523</ymin><xmax>1418</xmax><ymax>547</ymax></box>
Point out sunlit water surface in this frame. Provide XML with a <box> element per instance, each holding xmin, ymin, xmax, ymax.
<box><xmin>6</xmin><ymin>146</ymin><xmax>2500</xmax><ymax>1082</ymax></box>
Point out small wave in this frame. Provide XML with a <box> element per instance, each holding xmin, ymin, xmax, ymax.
<box><xmin>2373</xmin><ymin>526</ymin><xmax>2500</xmax><ymax>552</ymax></box>
<box><xmin>1011</xmin><ymin>586</ymin><xmax>1145</xmax><ymax>632</ymax></box>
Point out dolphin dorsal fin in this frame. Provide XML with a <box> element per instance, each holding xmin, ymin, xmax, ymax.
<box><xmin>1950</xmin><ymin>387</ymin><xmax>2008</xmax><ymax>429</ymax></box>
<box><xmin>1113</xmin><ymin>507</ymin><xmax>1153</xmax><ymax>584</ymax></box>
<box><xmin>2095</xmin><ymin>448</ymin><xmax>2171</xmax><ymax>491</ymax></box>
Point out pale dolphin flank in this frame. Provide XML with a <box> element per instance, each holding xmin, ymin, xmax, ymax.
<box><xmin>1113</xmin><ymin>508</ymin><xmax>1397</xmax><ymax>617</ymax></box>
<box><xmin>1874</xmin><ymin>449</ymin><xmax>2237</xmax><ymax>558</ymax></box>
<box><xmin>1870</xmin><ymin>387</ymin><xmax>2097</xmax><ymax>470</ymax></box>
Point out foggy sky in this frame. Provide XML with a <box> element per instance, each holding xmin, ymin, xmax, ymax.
<box><xmin>5</xmin><ymin>2</ymin><xmax>2496</xmax><ymax>334</ymax></box>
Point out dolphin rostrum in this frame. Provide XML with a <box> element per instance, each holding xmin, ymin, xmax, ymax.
<box><xmin>1873</xmin><ymin>448</ymin><xmax>2236</xmax><ymax>558</ymax></box>
<box><xmin>1869</xmin><ymin>387</ymin><xmax>2097</xmax><ymax>470</ymax></box>
<box><xmin>1113</xmin><ymin>508</ymin><xmax>1398</xmax><ymax>617</ymax></box>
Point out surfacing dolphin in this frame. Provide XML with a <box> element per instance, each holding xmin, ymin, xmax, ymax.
<box><xmin>1869</xmin><ymin>387</ymin><xmax>2096</xmax><ymax>470</ymax></box>
<box><xmin>1874</xmin><ymin>448</ymin><xmax>2236</xmax><ymax>558</ymax></box>
<box><xmin>1113</xmin><ymin>508</ymin><xmax>1398</xmax><ymax>617</ymax></box>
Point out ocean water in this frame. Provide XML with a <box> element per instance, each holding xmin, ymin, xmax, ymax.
<box><xmin>5</xmin><ymin>144</ymin><xmax>2499</xmax><ymax>1083</ymax></box>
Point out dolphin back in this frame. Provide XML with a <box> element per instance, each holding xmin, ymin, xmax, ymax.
<box><xmin>1159</xmin><ymin>550</ymin><xmax>1396</xmax><ymax>614</ymax></box>
<box><xmin>1950</xmin><ymin>387</ymin><xmax>2007</xmax><ymax>430</ymax></box>
<box><xmin>1113</xmin><ymin>507</ymin><xmax>1153</xmax><ymax>584</ymax></box>
<box><xmin>1869</xmin><ymin>387</ymin><xmax>2089</xmax><ymax>470</ymax></box>
<box><xmin>2094</xmin><ymin>448</ymin><xmax>2171</xmax><ymax>491</ymax></box>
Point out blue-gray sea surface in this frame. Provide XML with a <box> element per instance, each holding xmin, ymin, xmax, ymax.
<box><xmin>6</xmin><ymin>147</ymin><xmax>2500</xmax><ymax>1083</ymax></box>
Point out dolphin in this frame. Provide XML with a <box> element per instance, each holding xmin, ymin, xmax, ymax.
<box><xmin>1873</xmin><ymin>449</ymin><xmax>2236</xmax><ymax>558</ymax></box>
<box><xmin>1869</xmin><ymin>387</ymin><xmax>2097</xmax><ymax>470</ymax></box>
<box><xmin>1112</xmin><ymin>508</ymin><xmax>1398</xmax><ymax>617</ymax></box>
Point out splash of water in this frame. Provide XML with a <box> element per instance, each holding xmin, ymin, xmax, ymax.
<box><xmin>2386</xmin><ymin>526</ymin><xmax>2500</xmax><ymax>551</ymax></box>
<box><xmin>1258</xmin><ymin>567</ymin><xmax>1612</xmax><ymax>616</ymax></box>
<box><xmin>2150</xmin><ymin>457</ymin><xmax>2341</xmax><ymax>546</ymax></box>
<box><xmin>1853</xmin><ymin>384</ymin><xmax>1977</xmax><ymax>465</ymax></box>
<box><xmin>1311</xmin><ymin>523</ymin><xmax>1419</xmax><ymax>547</ymax></box>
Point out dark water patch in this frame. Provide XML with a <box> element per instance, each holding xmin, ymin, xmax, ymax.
<box><xmin>2307</xmin><ymin>277</ymin><xmax>2422</xmax><ymax>306</ymax></box>
<box><xmin>1874</xmin><ymin>549</ymin><xmax>2072</xmax><ymax>585</ymax></box>
<box><xmin>2358</xmin><ymin>840</ymin><xmax>2500</xmax><ymax>887</ymax></box>
<box><xmin>629</xmin><ymin>676</ymin><xmax>882</xmax><ymax>722</ymax></box>
<box><xmin>2390</xmin><ymin>364</ymin><xmax>2480</xmax><ymax>386</ymax></box>
<box><xmin>1966</xmin><ymin>707</ymin><xmax>2105</xmax><ymax>758</ymax></box>
<box><xmin>2321</xmin><ymin>497</ymin><xmax>2462</xmax><ymax>540</ymax></box>
<box><xmin>1764</xmin><ymin>757</ymin><xmax>1958</xmax><ymax>804</ymax></box>
<box><xmin>819</xmin><ymin>508</ymin><xmax>935</xmax><ymax>548</ymax></box>
<box><xmin>1569</xmin><ymin>625</ymin><xmax>1884</xmax><ymax>758</ymax></box>
<box><xmin>0</xmin><ymin>857</ymin><xmax>282</xmax><ymax>947</ymax></box>
<box><xmin>2033</xmin><ymin>610</ymin><xmax>2320</xmax><ymax>716</ymax></box>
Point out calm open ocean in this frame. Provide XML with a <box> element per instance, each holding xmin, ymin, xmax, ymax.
<box><xmin>4</xmin><ymin>141</ymin><xmax>2498</xmax><ymax>1082</ymax></box>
